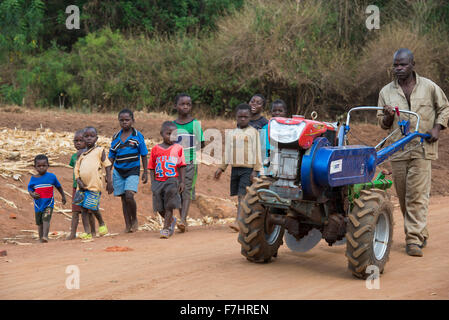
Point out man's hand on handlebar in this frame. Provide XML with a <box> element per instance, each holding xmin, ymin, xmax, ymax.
<box><xmin>382</xmin><ymin>105</ymin><xmax>395</xmax><ymax>127</ymax></box>
<box><xmin>383</xmin><ymin>105</ymin><xmax>395</xmax><ymax>118</ymax></box>
<box><xmin>426</xmin><ymin>124</ymin><xmax>442</xmax><ymax>143</ymax></box>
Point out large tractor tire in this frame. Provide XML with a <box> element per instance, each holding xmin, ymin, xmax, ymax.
<box><xmin>238</xmin><ymin>177</ymin><xmax>285</xmax><ymax>263</ymax></box>
<box><xmin>346</xmin><ymin>188</ymin><xmax>394</xmax><ymax>279</ymax></box>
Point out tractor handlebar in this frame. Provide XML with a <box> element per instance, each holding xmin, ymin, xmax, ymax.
<box><xmin>345</xmin><ymin>106</ymin><xmax>422</xmax><ymax>133</ymax></box>
<box><xmin>343</xmin><ymin>106</ymin><xmax>431</xmax><ymax>165</ymax></box>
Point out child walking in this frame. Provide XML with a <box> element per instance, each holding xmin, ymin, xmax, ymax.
<box><xmin>148</xmin><ymin>121</ymin><xmax>186</xmax><ymax>239</ymax></box>
<box><xmin>66</xmin><ymin>129</ymin><xmax>105</xmax><ymax>239</ymax></box>
<box><xmin>66</xmin><ymin>129</ymin><xmax>86</xmax><ymax>240</ymax></box>
<box><xmin>173</xmin><ymin>93</ymin><xmax>205</xmax><ymax>232</ymax></box>
<box><xmin>248</xmin><ymin>94</ymin><xmax>268</xmax><ymax>130</ymax></box>
<box><xmin>214</xmin><ymin>104</ymin><xmax>262</xmax><ymax>232</ymax></box>
<box><xmin>74</xmin><ymin>126</ymin><xmax>112</xmax><ymax>240</ymax></box>
<box><xmin>28</xmin><ymin>154</ymin><xmax>67</xmax><ymax>243</ymax></box>
<box><xmin>109</xmin><ymin>109</ymin><xmax>148</xmax><ymax>233</ymax></box>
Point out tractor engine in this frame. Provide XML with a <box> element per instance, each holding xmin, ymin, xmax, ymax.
<box><xmin>266</xmin><ymin>115</ymin><xmax>372</xmax><ymax>246</ymax></box>
<box><xmin>267</xmin><ymin>116</ymin><xmax>338</xmax><ymax>201</ymax></box>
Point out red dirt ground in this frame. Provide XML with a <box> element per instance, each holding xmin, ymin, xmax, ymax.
<box><xmin>0</xmin><ymin>108</ymin><xmax>448</xmax><ymax>300</ymax></box>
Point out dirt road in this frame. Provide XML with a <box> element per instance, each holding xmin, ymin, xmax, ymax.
<box><xmin>1</xmin><ymin>196</ymin><xmax>448</xmax><ymax>300</ymax></box>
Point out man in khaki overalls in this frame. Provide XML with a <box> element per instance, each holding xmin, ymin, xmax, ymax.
<box><xmin>377</xmin><ymin>48</ymin><xmax>449</xmax><ymax>257</ymax></box>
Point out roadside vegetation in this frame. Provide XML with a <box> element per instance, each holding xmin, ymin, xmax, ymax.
<box><xmin>1</xmin><ymin>0</ymin><xmax>449</xmax><ymax>118</ymax></box>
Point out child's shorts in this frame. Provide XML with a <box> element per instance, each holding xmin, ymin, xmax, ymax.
<box><xmin>182</xmin><ymin>163</ymin><xmax>198</xmax><ymax>201</ymax></box>
<box><xmin>72</xmin><ymin>187</ymin><xmax>82</xmax><ymax>212</ymax></box>
<box><xmin>151</xmin><ymin>177</ymin><xmax>181</xmax><ymax>213</ymax></box>
<box><xmin>230</xmin><ymin>167</ymin><xmax>253</xmax><ymax>196</ymax></box>
<box><xmin>35</xmin><ymin>207</ymin><xmax>53</xmax><ymax>225</ymax></box>
<box><xmin>81</xmin><ymin>190</ymin><xmax>101</xmax><ymax>211</ymax></box>
<box><xmin>113</xmin><ymin>169</ymin><xmax>139</xmax><ymax>196</ymax></box>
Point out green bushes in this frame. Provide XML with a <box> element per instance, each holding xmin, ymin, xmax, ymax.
<box><xmin>0</xmin><ymin>0</ymin><xmax>45</xmax><ymax>59</ymax></box>
<box><xmin>20</xmin><ymin>47</ymin><xmax>73</xmax><ymax>106</ymax></box>
<box><xmin>0</xmin><ymin>0</ymin><xmax>245</xmax><ymax>52</ymax></box>
<box><xmin>0</xmin><ymin>84</ymin><xmax>25</xmax><ymax>105</ymax></box>
<box><xmin>10</xmin><ymin>28</ymin><xmax>256</xmax><ymax>114</ymax></box>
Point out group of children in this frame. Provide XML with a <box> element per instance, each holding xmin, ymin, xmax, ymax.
<box><xmin>27</xmin><ymin>93</ymin><xmax>288</xmax><ymax>242</ymax></box>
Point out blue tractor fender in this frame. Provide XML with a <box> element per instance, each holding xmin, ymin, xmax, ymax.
<box><xmin>301</xmin><ymin>138</ymin><xmax>378</xmax><ymax>198</ymax></box>
<box><xmin>301</xmin><ymin>137</ymin><xmax>330</xmax><ymax>200</ymax></box>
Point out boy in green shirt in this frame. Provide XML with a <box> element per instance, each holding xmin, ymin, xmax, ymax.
<box><xmin>67</xmin><ymin>129</ymin><xmax>87</xmax><ymax>240</ymax></box>
<box><xmin>174</xmin><ymin>93</ymin><xmax>205</xmax><ymax>232</ymax></box>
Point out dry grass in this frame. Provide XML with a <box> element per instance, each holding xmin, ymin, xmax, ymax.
<box><xmin>353</xmin><ymin>23</ymin><xmax>447</xmax><ymax>105</ymax></box>
<box><xmin>0</xmin><ymin>105</ymin><xmax>23</xmax><ymax>113</ymax></box>
<box><xmin>214</xmin><ymin>0</ymin><xmax>325</xmax><ymax>85</ymax></box>
<box><xmin>0</xmin><ymin>126</ymin><xmax>157</xmax><ymax>180</ymax></box>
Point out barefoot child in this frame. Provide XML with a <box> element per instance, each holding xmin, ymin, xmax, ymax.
<box><xmin>74</xmin><ymin>127</ymin><xmax>113</xmax><ymax>240</ymax></box>
<box><xmin>66</xmin><ymin>129</ymin><xmax>86</xmax><ymax>240</ymax></box>
<box><xmin>28</xmin><ymin>154</ymin><xmax>67</xmax><ymax>243</ymax></box>
<box><xmin>109</xmin><ymin>109</ymin><xmax>148</xmax><ymax>233</ymax></box>
<box><xmin>173</xmin><ymin>93</ymin><xmax>205</xmax><ymax>232</ymax></box>
<box><xmin>248</xmin><ymin>94</ymin><xmax>268</xmax><ymax>130</ymax></box>
<box><xmin>214</xmin><ymin>104</ymin><xmax>262</xmax><ymax>232</ymax></box>
<box><xmin>148</xmin><ymin>121</ymin><xmax>186</xmax><ymax>239</ymax></box>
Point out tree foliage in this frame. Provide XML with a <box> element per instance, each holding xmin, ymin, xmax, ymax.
<box><xmin>0</xmin><ymin>0</ymin><xmax>244</xmax><ymax>53</ymax></box>
<box><xmin>0</xmin><ymin>0</ymin><xmax>45</xmax><ymax>58</ymax></box>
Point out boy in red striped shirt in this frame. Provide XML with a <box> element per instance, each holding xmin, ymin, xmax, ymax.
<box><xmin>28</xmin><ymin>154</ymin><xmax>67</xmax><ymax>243</ymax></box>
<box><xmin>148</xmin><ymin>121</ymin><xmax>186</xmax><ymax>239</ymax></box>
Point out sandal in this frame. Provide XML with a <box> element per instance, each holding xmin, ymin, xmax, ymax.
<box><xmin>99</xmin><ymin>225</ymin><xmax>109</xmax><ymax>236</ymax></box>
<box><xmin>160</xmin><ymin>229</ymin><xmax>170</xmax><ymax>239</ymax></box>
<box><xmin>169</xmin><ymin>217</ymin><xmax>177</xmax><ymax>236</ymax></box>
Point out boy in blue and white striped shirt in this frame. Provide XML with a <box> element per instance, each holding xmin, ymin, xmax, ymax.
<box><xmin>109</xmin><ymin>109</ymin><xmax>148</xmax><ymax>233</ymax></box>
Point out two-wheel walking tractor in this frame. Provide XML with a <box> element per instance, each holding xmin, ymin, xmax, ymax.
<box><xmin>238</xmin><ymin>106</ymin><xmax>430</xmax><ymax>279</ymax></box>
